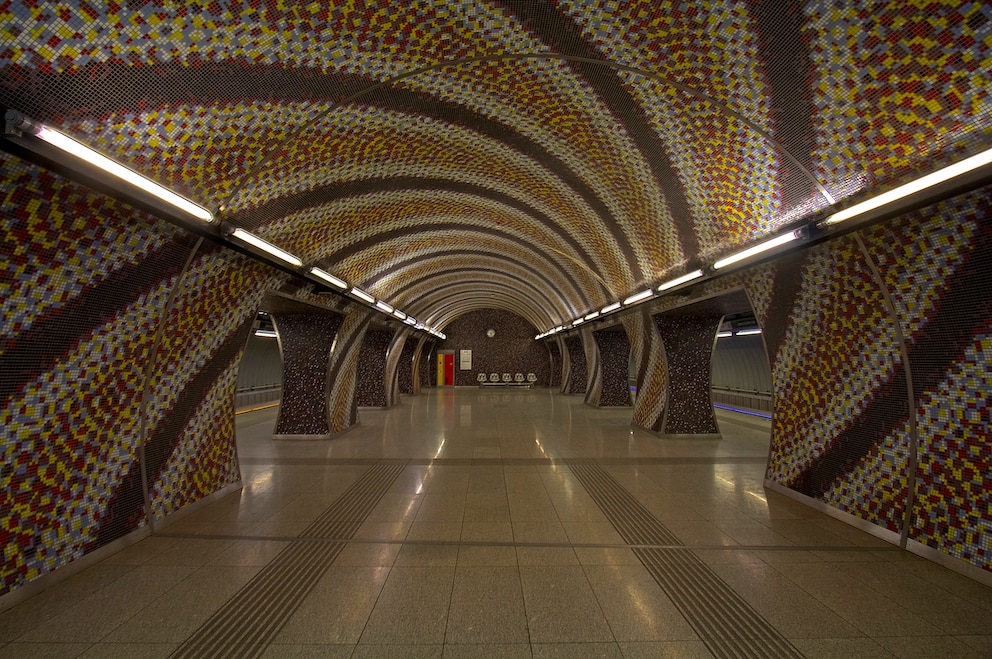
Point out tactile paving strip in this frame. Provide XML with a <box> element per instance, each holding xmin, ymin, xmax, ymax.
<box><xmin>565</xmin><ymin>458</ymin><xmax>801</xmax><ymax>659</ymax></box>
<box><xmin>170</xmin><ymin>459</ymin><xmax>408</xmax><ymax>659</ymax></box>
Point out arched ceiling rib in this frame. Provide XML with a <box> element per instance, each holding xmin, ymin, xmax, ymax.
<box><xmin>2</xmin><ymin>1</ymin><xmax>989</xmax><ymax>331</ymax></box>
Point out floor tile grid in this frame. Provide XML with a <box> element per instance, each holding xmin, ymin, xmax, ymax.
<box><xmin>169</xmin><ymin>460</ymin><xmax>408</xmax><ymax>659</ymax></box>
<box><xmin>566</xmin><ymin>460</ymin><xmax>803</xmax><ymax>659</ymax></box>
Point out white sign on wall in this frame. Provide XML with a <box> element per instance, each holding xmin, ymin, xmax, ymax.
<box><xmin>459</xmin><ymin>349</ymin><xmax>472</xmax><ymax>370</ymax></box>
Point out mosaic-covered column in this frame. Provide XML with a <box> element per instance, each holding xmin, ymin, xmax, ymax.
<box><xmin>653</xmin><ymin>314</ymin><xmax>723</xmax><ymax>434</ymax></box>
<box><xmin>412</xmin><ymin>336</ymin><xmax>435</xmax><ymax>394</ymax></box>
<box><xmin>590</xmin><ymin>329</ymin><xmax>631</xmax><ymax>407</ymax></box>
<box><xmin>356</xmin><ymin>329</ymin><xmax>393</xmax><ymax>407</ymax></box>
<box><xmin>548</xmin><ymin>340</ymin><xmax>562</xmax><ymax>389</ymax></box>
<box><xmin>562</xmin><ymin>335</ymin><xmax>587</xmax><ymax>395</ymax></box>
<box><xmin>583</xmin><ymin>328</ymin><xmax>603</xmax><ymax>406</ymax></box>
<box><xmin>397</xmin><ymin>336</ymin><xmax>417</xmax><ymax>395</ymax></box>
<box><xmin>326</xmin><ymin>309</ymin><xmax>372</xmax><ymax>435</ymax></box>
<box><xmin>623</xmin><ymin>310</ymin><xmax>668</xmax><ymax>432</ymax></box>
<box><xmin>270</xmin><ymin>312</ymin><xmax>343</xmax><ymax>439</ymax></box>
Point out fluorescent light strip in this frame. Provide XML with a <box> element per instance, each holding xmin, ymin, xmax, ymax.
<box><xmin>584</xmin><ymin>311</ymin><xmax>600</xmax><ymax>321</ymax></box>
<box><xmin>623</xmin><ymin>289</ymin><xmax>653</xmax><ymax>305</ymax></box>
<box><xmin>438</xmin><ymin>333</ymin><xmax>446</xmax><ymax>340</ymax></box>
<box><xmin>713</xmin><ymin>231</ymin><xmax>800</xmax><ymax>270</ymax></box>
<box><xmin>230</xmin><ymin>229</ymin><xmax>303</xmax><ymax>267</ymax></box>
<box><xmin>33</xmin><ymin>126</ymin><xmax>214</xmax><ymax>223</ymax></box>
<box><xmin>375</xmin><ymin>301</ymin><xmax>394</xmax><ymax>314</ymax></box>
<box><xmin>393</xmin><ymin>310</ymin><xmax>407</xmax><ymax>320</ymax></box>
<box><xmin>658</xmin><ymin>269</ymin><xmax>704</xmax><ymax>291</ymax></box>
<box><xmin>350</xmin><ymin>287</ymin><xmax>375</xmax><ymax>304</ymax></box>
<box><xmin>736</xmin><ymin>328</ymin><xmax>762</xmax><ymax>336</ymax></box>
<box><xmin>309</xmin><ymin>267</ymin><xmax>347</xmax><ymax>289</ymax></box>
<box><xmin>716</xmin><ymin>331</ymin><xmax>733</xmax><ymax>338</ymax></box>
<box><xmin>404</xmin><ymin>317</ymin><xmax>417</xmax><ymax>325</ymax></box>
<box><xmin>826</xmin><ymin>147</ymin><xmax>992</xmax><ymax>225</ymax></box>
<box><xmin>572</xmin><ymin>318</ymin><xmax>585</xmax><ymax>326</ymax></box>
<box><xmin>254</xmin><ymin>329</ymin><xmax>277</xmax><ymax>338</ymax></box>
<box><xmin>601</xmin><ymin>302</ymin><xmax>621</xmax><ymax>314</ymax></box>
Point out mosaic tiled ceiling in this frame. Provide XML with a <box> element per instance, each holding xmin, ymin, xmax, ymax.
<box><xmin>2</xmin><ymin>0</ymin><xmax>990</xmax><ymax>330</ymax></box>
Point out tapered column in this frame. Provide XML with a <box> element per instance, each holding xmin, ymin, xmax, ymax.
<box><xmin>326</xmin><ymin>308</ymin><xmax>372</xmax><ymax>435</ymax></box>
<box><xmin>624</xmin><ymin>310</ymin><xmax>668</xmax><ymax>432</ymax></box>
<box><xmin>562</xmin><ymin>335</ymin><xmax>587</xmax><ymax>395</ymax></box>
<box><xmin>654</xmin><ymin>314</ymin><xmax>723</xmax><ymax>434</ymax></box>
<box><xmin>396</xmin><ymin>335</ymin><xmax>417</xmax><ymax>395</ymax></box>
<box><xmin>590</xmin><ymin>328</ymin><xmax>631</xmax><ymax>407</ymax></box>
<box><xmin>270</xmin><ymin>312</ymin><xmax>343</xmax><ymax>439</ymax></box>
<box><xmin>356</xmin><ymin>329</ymin><xmax>395</xmax><ymax>408</ymax></box>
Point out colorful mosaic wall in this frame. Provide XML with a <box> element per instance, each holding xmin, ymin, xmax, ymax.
<box><xmin>270</xmin><ymin>312</ymin><xmax>343</xmax><ymax>437</ymax></box>
<box><xmin>3</xmin><ymin>1</ymin><xmax>986</xmax><ymax>335</ymax></box>
<box><xmin>624</xmin><ymin>310</ymin><xmax>668</xmax><ymax>433</ymax></box>
<box><xmin>324</xmin><ymin>310</ymin><xmax>373</xmax><ymax>433</ymax></box>
<box><xmin>2</xmin><ymin>0</ymin><xmax>992</xmax><ymax>594</ymax></box>
<box><xmin>745</xmin><ymin>185</ymin><xmax>992</xmax><ymax>573</ymax></box>
<box><xmin>590</xmin><ymin>329</ymin><xmax>631</xmax><ymax>407</ymax></box>
<box><xmin>0</xmin><ymin>153</ymin><xmax>293</xmax><ymax>597</ymax></box>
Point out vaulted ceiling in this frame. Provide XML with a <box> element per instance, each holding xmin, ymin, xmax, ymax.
<box><xmin>2</xmin><ymin>1</ymin><xmax>990</xmax><ymax>332</ymax></box>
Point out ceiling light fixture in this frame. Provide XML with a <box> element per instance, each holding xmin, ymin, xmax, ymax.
<box><xmin>254</xmin><ymin>329</ymin><xmax>278</xmax><ymax>338</ymax></box>
<box><xmin>375</xmin><ymin>300</ymin><xmax>394</xmax><ymax>314</ymax></box>
<box><xmin>825</xmin><ymin>147</ymin><xmax>992</xmax><ymax>225</ymax></box>
<box><xmin>4</xmin><ymin>110</ymin><xmax>214</xmax><ymax>223</ymax></box>
<box><xmin>623</xmin><ymin>289</ymin><xmax>653</xmax><ymax>305</ymax></box>
<box><xmin>716</xmin><ymin>331</ymin><xmax>733</xmax><ymax>338</ymax></box>
<box><xmin>403</xmin><ymin>317</ymin><xmax>417</xmax><ymax>325</ymax></box>
<box><xmin>736</xmin><ymin>328</ymin><xmax>762</xmax><ymax>336</ymax></box>
<box><xmin>713</xmin><ymin>230</ymin><xmax>801</xmax><ymax>270</ymax></box>
<box><xmin>309</xmin><ymin>267</ymin><xmax>347</xmax><ymax>289</ymax></box>
<box><xmin>350</xmin><ymin>287</ymin><xmax>375</xmax><ymax>304</ymax></box>
<box><xmin>230</xmin><ymin>229</ymin><xmax>303</xmax><ymax>267</ymax></box>
<box><xmin>584</xmin><ymin>311</ymin><xmax>600</xmax><ymax>321</ymax></box>
<box><xmin>658</xmin><ymin>269</ymin><xmax>704</xmax><ymax>291</ymax></box>
<box><xmin>601</xmin><ymin>302</ymin><xmax>622</xmax><ymax>314</ymax></box>
<box><xmin>393</xmin><ymin>310</ymin><xmax>407</xmax><ymax>320</ymax></box>
<box><xmin>572</xmin><ymin>318</ymin><xmax>585</xmax><ymax>326</ymax></box>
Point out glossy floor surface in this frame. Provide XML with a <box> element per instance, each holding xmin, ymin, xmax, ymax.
<box><xmin>2</xmin><ymin>389</ymin><xmax>991</xmax><ymax>658</ymax></box>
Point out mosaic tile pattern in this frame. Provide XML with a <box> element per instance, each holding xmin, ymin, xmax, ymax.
<box><xmin>271</xmin><ymin>312</ymin><xmax>344</xmax><ymax>437</ymax></box>
<box><xmin>805</xmin><ymin>0</ymin><xmax>992</xmax><ymax>201</ymax></box>
<box><xmin>863</xmin><ymin>188</ymin><xmax>992</xmax><ymax>570</ymax></box>
<box><xmin>591</xmin><ymin>329</ymin><xmax>631</xmax><ymax>407</ymax></box>
<box><xmin>0</xmin><ymin>155</ymin><xmax>198</xmax><ymax>596</ymax></box>
<box><xmin>325</xmin><ymin>309</ymin><xmax>372</xmax><ymax>434</ymax></box>
<box><xmin>624</xmin><ymin>310</ymin><xmax>668</xmax><ymax>433</ymax></box>
<box><xmin>2</xmin><ymin>0</ymin><xmax>992</xmax><ymax>596</ymax></box>
<box><xmin>582</xmin><ymin>328</ymin><xmax>603</xmax><ymax>406</ymax></box>
<box><xmin>383</xmin><ymin>330</ymin><xmax>409</xmax><ymax>406</ymax></box>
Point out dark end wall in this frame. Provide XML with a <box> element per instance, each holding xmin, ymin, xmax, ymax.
<box><xmin>440</xmin><ymin>309</ymin><xmax>550</xmax><ymax>386</ymax></box>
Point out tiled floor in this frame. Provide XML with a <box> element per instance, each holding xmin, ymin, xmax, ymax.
<box><xmin>2</xmin><ymin>389</ymin><xmax>991</xmax><ymax>658</ymax></box>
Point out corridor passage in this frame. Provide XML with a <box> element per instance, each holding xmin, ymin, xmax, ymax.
<box><xmin>2</xmin><ymin>390</ymin><xmax>991</xmax><ymax>658</ymax></box>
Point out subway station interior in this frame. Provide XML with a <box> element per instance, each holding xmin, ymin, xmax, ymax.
<box><xmin>2</xmin><ymin>1</ymin><xmax>992</xmax><ymax>657</ymax></box>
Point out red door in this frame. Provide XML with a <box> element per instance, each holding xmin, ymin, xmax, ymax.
<box><xmin>443</xmin><ymin>353</ymin><xmax>454</xmax><ymax>386</ymax></box>
<box><xmin>444</xmin><ymin>352</ymin><xmax>455</xmax><ymax>387</ymax></box>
